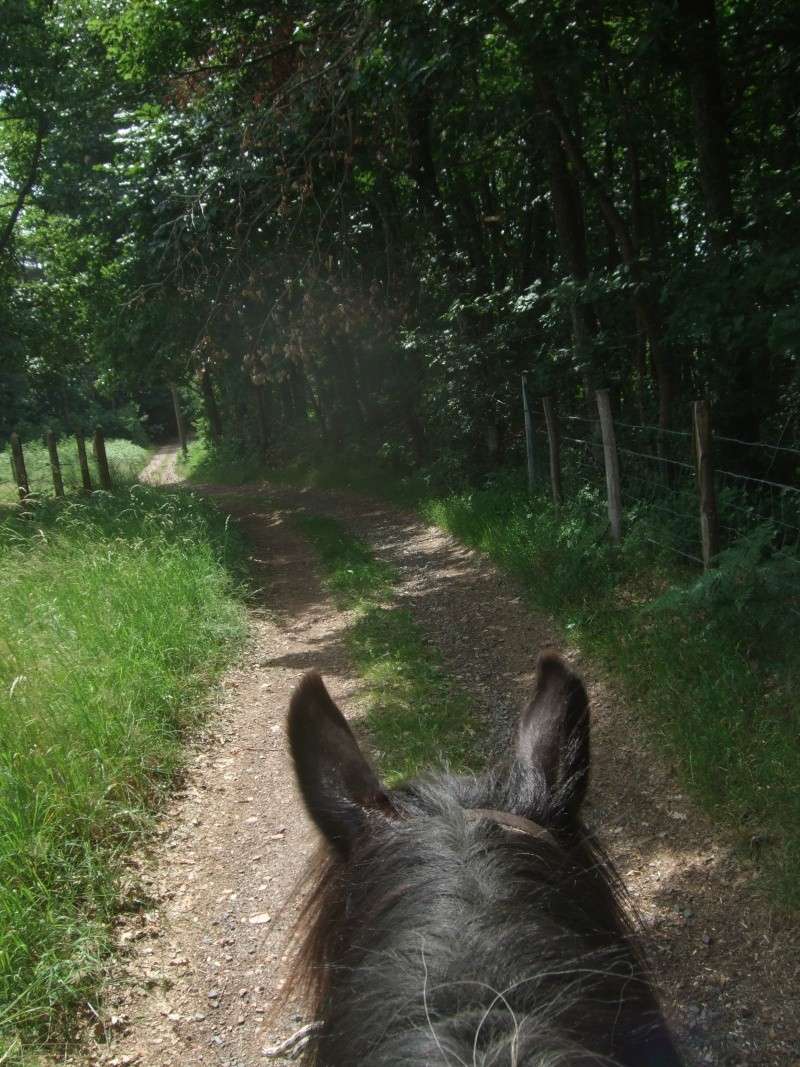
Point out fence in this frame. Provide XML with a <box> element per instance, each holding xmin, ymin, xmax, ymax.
<box><xmin>520</xmin><ymin>375</ymin><xmax>800</xmax><ymax>570</ymax></box>
<box><xmin>1</xmin><ymin>428</ymin><xmax>115</xmax><ymax>504</ymax></box>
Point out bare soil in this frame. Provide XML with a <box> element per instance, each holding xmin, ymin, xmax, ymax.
<box><xmin>76</xmin><ymin>446</ymin><xmax>798</xmax><ymax>1066</ymax></box>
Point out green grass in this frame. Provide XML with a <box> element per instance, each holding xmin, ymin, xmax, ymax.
<box><xmin>423</xmin><ymin>474</ymin><xmax>800</xmax><ymax>908</ymax></box>
<box><xmin>292</xmin><ymin>514</ymin><xmax>396</xmax><ymax>607</ymax></box>
<box><xmin>0</xmin><ymin>438</ymin><xmax>151</xmax><ymax>504</ymax></box>
<box><xmin>0</xmin><ymin>485</ymin><xmax>247</xmax><ymax>1061</ymax></box>
<box><xmin>294</xmin><ymin>513</ymin><xmax>481</xmax><ymax>783</ymax></box>
<box><xmin>348</xmin><ymin>607</ymin><xmax>481</xmax><ymax>783</ymax></box>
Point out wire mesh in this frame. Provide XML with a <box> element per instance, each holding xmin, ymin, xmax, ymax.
<box><xmin>522</xmin><ymin>395</ymin><xmax>800</xmax><ymax>566</ymax></box>
<box><xmin>612</xmin><ymin>420</ymin><xmax>700</xmax><ymax>561</ymax></box>
<box><xmin>0</xmin><ymin>435</ymin><xmax>124</xmax><ymax>502</ymax></box>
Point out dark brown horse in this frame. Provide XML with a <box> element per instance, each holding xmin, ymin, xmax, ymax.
<box><xmin>287</xmin><ymin>652</ymin><xmax>683</xmax><ymax>1065</ymax></box>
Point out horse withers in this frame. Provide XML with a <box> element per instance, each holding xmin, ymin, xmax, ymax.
<box><xmin>286</xmin><ymin>652</ymin><xmax>683</xmax><ymax>1065</ymax></box>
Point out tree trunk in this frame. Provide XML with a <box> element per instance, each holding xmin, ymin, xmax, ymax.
<box><xmin>254</xmin><ymin>383</ymin><xmax>270</xmax><ymax>450</ymax></box>
<box><xmin>199</xmin><ymin>367</ymin><xmax>223</xmax><ymax>444</ymax></box>
<box><xmin>170</xmin><ymin>383</ymin><xmax>188</xmax><ymax>457</ymax></box>
<box><xmin>406</xmin><ymin>89</ymin><xmax>452</xmax><ymax>255</ymax></box>
<box><xmin>536</xmin><ymin>77</ymin><xmax>675</xmax><ymax>427</ymax></box>
<box><xmin>677</xmin><ymin>0</ymin><xmax>759</xmax><ymax>441</ymax></box>
<box><xmin>678</xmin><ymin>0</ymin><xmax>735</xmax><ymax>248</ymax></box>
<box><xmin>538</xmin><ymin>123</ymin><xmax>597</xmax><ymax>387</ymax></box>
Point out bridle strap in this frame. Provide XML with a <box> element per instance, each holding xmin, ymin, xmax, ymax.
<box><xmin>467</xmin><ymin>808</ymin><xmax>552</xmax><ymax>840</ymax></box>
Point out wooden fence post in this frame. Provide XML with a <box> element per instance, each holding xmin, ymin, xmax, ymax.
<box><xmin>75</xmin><ymin>432</ymin><xmax>93</xmax><ymax>492</ymax></box>
<box><xmin>596</xmin><ymin>389</ymin><xmax>622</xmax><ymax>543</ymax></box>
<box><xmin>93</xmin><ymin>427</ymin><xmax>113</xmax><ymax>490</ymax></box>
<box><xmin>9</xmin><ymin>433</ymin><xmax>30</xmax><ymax>500</ymax></box>
<box><xmin>46</xmin><ymin>431</ymin><xmax>64</xmax><ymax>497</ymax></box>
<box><xmin>170</xmin><ymin>383</ymin><xmax>188</xmax><ymax>458</ymax></box>
<box><xmin>521</xmin><ymin>373</ymin><xmax>536</xmax><ymax>493</ymax></box>
<box><xmin>541</xmin><ymin>396</ymin><xmax>562</xmax><ymax>508</ymax></box>
<box><xmin>693</xmin><ymin>399</ymin><xmax>720</xmax><ymax>569</ymax></box>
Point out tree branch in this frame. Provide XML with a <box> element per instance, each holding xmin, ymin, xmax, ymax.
<box><xmin>0</xmin><ymin>115</ymin><xmax>46</xmax><ymax>257</ymax></box>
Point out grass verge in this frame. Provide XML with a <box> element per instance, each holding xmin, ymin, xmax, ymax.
<box><xmin>0</xmin><ymin>484</ymin><xmax>247</xmax><ymax>1061</ymax></box>
<box><xmin>0</xmin><ymin>438</ymin><xmax>152</xmax><ymax>505</ymax></box>
<box><xmin>294</xmin><ymin>513</ymin><xmax>480</xmax><ymax>784</ymax></box>
<box><xmin>422</xmin><ymin>476</ymin><xmax>800</xmax><ymax>908</ymax></box>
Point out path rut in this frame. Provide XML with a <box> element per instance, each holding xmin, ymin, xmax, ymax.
<box><xmin>78</xmin><ymin>448</ymin><xmax>798</xmax><ymax>1066</ymax></box>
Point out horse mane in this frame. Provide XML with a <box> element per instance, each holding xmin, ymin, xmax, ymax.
<box><xmin>285</xmin><ymin>769</ymin><xmax>661</xmax><ymax>1066</ymax></box>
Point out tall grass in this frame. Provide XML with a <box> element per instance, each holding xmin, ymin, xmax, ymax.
<box><xmin>0</xmin><ymin>438</ymin><xmax>151</xmax><ymax>504</ymax></box>
<box><xmin>0</xmin><ymin>485</ymin><xmax>247</xmax><ymax>1060</ymax></box>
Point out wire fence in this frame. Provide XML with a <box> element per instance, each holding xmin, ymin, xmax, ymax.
<box><xmin>0</xmin><ymin>430</ymin><xmax>121</xmax><ymax>504</ymax></box>
<box><xmin>522</xmin><ymin>380</ymin><xmax>800</xmax><ymax>568</ymax></box>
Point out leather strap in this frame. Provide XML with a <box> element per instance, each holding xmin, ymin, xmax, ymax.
<box><xmin>467</xmin><ymin>808</ymin><xmax>551</xmax><ymax>840</ymax></box>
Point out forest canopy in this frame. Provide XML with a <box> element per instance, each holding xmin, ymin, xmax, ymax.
<box><xmin>2</xmin><ymin>0</ymin><xmax>800</xmax><ymax>462</ymax></box>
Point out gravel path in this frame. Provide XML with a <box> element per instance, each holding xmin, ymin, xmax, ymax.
<box><xmin>75</xmin><ymin>451</ymin><xmax>799</xmax><ymax>1066</ymax></box>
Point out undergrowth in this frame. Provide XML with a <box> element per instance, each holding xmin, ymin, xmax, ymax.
<box><xmin>0</xmin><ymin>484</ymin><xmax>247</xmax><ymax>1061</ymax></box>
<box><xmin>181</xmin><ymin>438</ymin><xmax>433</xmax><ymax>507</ymax></box>
<box><xmin>178</xmin><ymin>438</ymin><xmax>266</xmax><ymax>486</ymax></box>
<box><xmin>0</xmin><ymin>438</ymin><xmax>151</xmax><ymax>504</ymax></box>
<box><xmin>294</xmin><ymin>513</ymin><xmax>481</xmax><ymax>783</ymax></box>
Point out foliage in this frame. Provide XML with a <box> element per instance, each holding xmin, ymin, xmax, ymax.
<box><xmin>650</xmin><ymin>526</ymin><xmax>800</xmax><ymax>660</ymax></box>
<box><xmin>182</xmin><ymin>436</ymin><xmax>439</xmax><ymax>507</ymax></box>
<box><xmin>178</xmin><ymin>437</ymin><xmax>266</xmax><ymax>486</ymax></box>
<box><xmin>4</xmin><ymin>0</ymin><xmax>800</xmax><ymax>457</ymax></box>
<box><xmin>0</xmin><ymin>485</ymin><xmax>246</xmax><ymax>1060</ymax></box>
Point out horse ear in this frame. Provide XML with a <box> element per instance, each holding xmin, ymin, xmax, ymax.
<box><xmin>288</xmin><ymin>672</ymin><xmax>389</xmax><ymax>856</ymax></box>
<box><xmin>517</xmin><ymin>651</ymin><xmax>590</xmax><ymax>822</ymax></box>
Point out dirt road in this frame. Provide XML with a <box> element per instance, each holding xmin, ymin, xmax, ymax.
<box><xmin>81</xmin><ymin>447</ymin><xmax>798</xmax><ymax>1066</ymax></box>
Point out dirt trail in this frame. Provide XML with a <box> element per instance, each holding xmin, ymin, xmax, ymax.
<box><xmin>81</xmin><ymin>448</ymin><xmax>798</xmax><ymax>1066</ymax></box>
<box><xmin>139</xmin><ymin>442</ymin><xmax>183</xmax><ymax>486</ymax></box>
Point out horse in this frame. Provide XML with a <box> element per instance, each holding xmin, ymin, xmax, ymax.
<box><xmin>286</xmin><ymin>651</ymin><xmax>683</xmax><ymax>1065</ymax></box>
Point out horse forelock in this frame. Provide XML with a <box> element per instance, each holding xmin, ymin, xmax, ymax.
<box><xmin>286</xmin><ymin>769</ymin><xmax>665</xmax><ymax>1066</ymax></box>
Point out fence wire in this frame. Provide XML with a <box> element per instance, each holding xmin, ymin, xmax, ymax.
<box><xmin>525</xmin><ymin>396</ymin><xmax>800</xmax><ymax>566</ymax></box>
<box><xmin>0</xmin><ymin>436</ymin><xmax>130</xmax><ymax>503</ymax></box>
